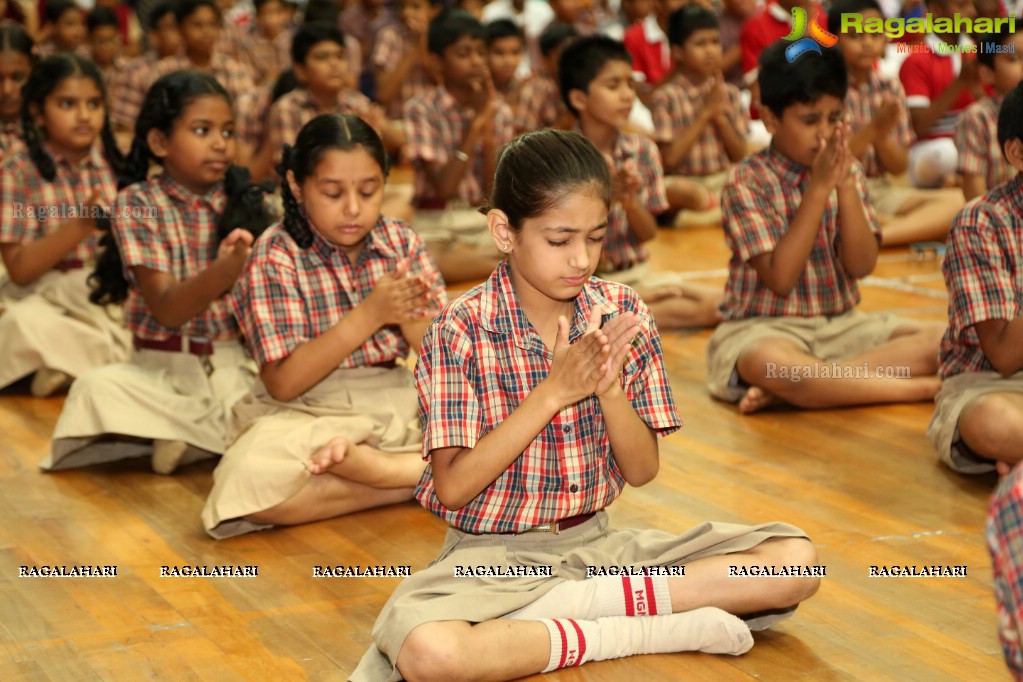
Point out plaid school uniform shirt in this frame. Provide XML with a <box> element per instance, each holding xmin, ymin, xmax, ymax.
<box><xmin>0</xmin><ymin>121</ymin><xmax>25</xmax><ymax>164</ymax></box>
<box><xmin>414</xmin><ymin>260</ymin><xmax>682</xmax><ymax>534</ymax></box>
<box><xmin>404</xmin><ymin>86</ymin><xmax>515</xmax><ymax>206</ymax></box>
<box><xmin>0</xmin><ymin>144</ymin><xmax>117</xmax><ymax>268</ymax></box>
<box><xmin>844</xmin><ymin>72</ymin><xmax>915</xmax><ymax>179</ymax></box>
<box><xmin>234</xmin><ymin>215</ymin><xmax>447</xmax><ymax>368</ymax></box>
<box><xmin>720</xmin><ymin>145</ymin><xmax>881</xmax><ymax>320</ymax></box>
<box><xmin>371</xmin><ymin>24</ymin><xmax>434</xmax><ymax>119</ymax></box>
<box><xmin>235</xmin><ymin>85</ymin><xmax>273</xmax><ymax>152</ymax></box>
<box><xmin>650</xmin><ymin>72</ymin><xmax>749</xmax><ymax>177</ymax></box>
<box><xmin>938</xmin><ymin>175</ymin><xmax>1023</xmax><ymax>378</ymax></box>
<box><xmin>600</xmin><ymin>131</ymin><xmax>669</xmax><ymax>272</ymax></box>
<box><xmin>988</xmin><ymin>468</ymin><xmax>1023</xmax><ymax>678</ymax></box>
<box><xmin>114</xmin><ymin>172</ymin><xmax>239</xmax><ymax>341</ymax></box>
<box><xmin>267</xmin><ymin>87</ymin><xmax>376</xmax><ymax>151</ymax></box>
<box><xmin>509</xmin><ymin>74</ymin><xmax>564</xmax><ymax>134</ymax></box>
<box><xmin>108</xmin><ymin>52</ymin><xmax>159</xmax><ymax>130</ymax></box>
<box><xmin>234</xmin><ymin>24</ymin><xmax>294</xmax><ymax>84</ymax></box>
<box><xmin>155</xmin><ymin>53</ymin><xmax>257</xmax><ymax>105</ymax></box>
<box><xmin>955</xmin><ymin>95</ymin><xmax>1017</xmax><ymax>191</ymax></box>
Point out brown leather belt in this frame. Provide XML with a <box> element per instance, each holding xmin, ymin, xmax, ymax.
<box><xmin>517</xmin><ymin>512</ymin><xmax>597</xmax><ymax>535</ymax></box>
<box><xmin>133</xmin><ymin>335</ymin><xmax>214</xmax><ymax>356</ymax></box>
<box><xmin>56</xmin><ymin>259</ymin><xmax>84</xmax><ymax>272</ymax></box>
<box><xmin>415</xmin><ymin>197</ymin><xmax>448</xmax><ymax>210</ymax></box>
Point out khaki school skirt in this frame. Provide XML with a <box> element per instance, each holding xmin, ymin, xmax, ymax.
<box><xmin>351</xmin><ymin>511</ymin><xmax>808</xmax><ymax>682</ymax></box>
<box><xmin>0</xmin><ymin>268</ymin><xmax>131</xmax><ymax>388</ymax></box>
<box><xmin>44</xmin><ymin>340</ymin><xmax>256</xmax><ymax>470</ymax></box>
<box><xmin>202</xmin><ymin>366</ymin><xmax>420</xmax><ymax>539</ymax></box>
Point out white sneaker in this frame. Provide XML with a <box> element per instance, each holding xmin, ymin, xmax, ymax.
<box><xmin>152</xmin><ymin>439</ymin><xmax>189</xmax><ymax>475</ymax></box>
<box><xmin>30</xmin><ymin>368</ymin><xmax>71</xmax><ymax>397</ymax></box>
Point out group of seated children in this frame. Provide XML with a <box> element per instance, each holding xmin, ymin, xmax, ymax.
<box><xmin>3</xmin><ymin>0</ymin><xmax>1023</xmax><ymax>675</ymax></box>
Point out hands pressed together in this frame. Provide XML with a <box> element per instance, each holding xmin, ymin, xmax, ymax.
<box><xmin>546</xmin><ymin>308</ymin><xmax>643</xmax><ymax>407</ymax></box>
<box><xmin>363</xmin><ymin>257</ymin><xmax>444</xmax><ymax>326</ymax></box>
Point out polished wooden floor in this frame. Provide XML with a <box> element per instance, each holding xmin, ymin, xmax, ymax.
<box><xmin>0</xmin><ymin>225</ymin><xmax>1005</xmax><ymax>681</ymax></box>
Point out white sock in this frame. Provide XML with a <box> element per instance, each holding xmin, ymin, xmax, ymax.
<box><xmin>539</xmin><ymin>608</ymin><xmax>753</xmax><ymax>672</ymax></box>
<box><xmin>508</xmin><ymin>575</ymin><xmax>673</xmax><ymax>621</ymax></box>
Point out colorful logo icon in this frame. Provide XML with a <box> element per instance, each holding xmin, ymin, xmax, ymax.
<box><xmin>783</xmin><ymin>7</ymin><xmax>839</xmax><ymax>62</ymax></box>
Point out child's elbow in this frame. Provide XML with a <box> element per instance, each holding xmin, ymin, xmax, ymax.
<box><xmin>6</xmin><ymin>266</ymin><xmax>37</xmax><ymax>287</ymax></box>
<box><xmin>433</xmin><ymin>481</ymin><xmax>469</xmax><ymax>511</ymax></box>
<box><xmin>625</xmin><ymin>461</ymin><xmax>659</xmax><ymax>487</ymax></box>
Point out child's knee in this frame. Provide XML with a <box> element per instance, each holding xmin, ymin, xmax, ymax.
<box><xmin>397</xmin><ymin>623</ymin><xmax>469</xmax><ymax>682</ymax></box>
<box><xmin>755</xmin><ymin>537</ymin><xmax>821</xmax><ymax>604</ymax></box>
<box><xmin>960</xmin><ymin>393</ymin><xmax>1023</xmax><ymax>456</ymax></box>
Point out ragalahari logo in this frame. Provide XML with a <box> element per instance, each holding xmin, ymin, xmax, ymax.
<box><xmin>783</xmin><ymin>7</ymin><xmax>839</xmax><ymax>62</ymax></box>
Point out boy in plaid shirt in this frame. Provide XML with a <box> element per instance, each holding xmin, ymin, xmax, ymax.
<box><xmin>266</xmin><ymin>24</ymin><xmax>404</xmax><ymax>165</ymax></box>
<box><xmin>928</xmin><ymin>83</ymin><xmax>1023</xmax><ymax>474</ymax></box>
<box><xmin>707</xmin><ymin>41</ymin><xmax>943</xmax><ymax>414</ymax></box>
<box><xmin>108</xmin><ymin>1</ymin><xmax>180</xmax><ymax>147</ymax></box>
<box><xmin>372</xmin><ymin>0</ymin><xmax>442</xmax><ymax>119</ymax></box>
<box><xmin>561</xmin><ymin>35</ymin><xmax>722</xmax><ymax>329</ymax></box>
<box><xmin>651</xmin><ymin>6</ymin><xmax>749</xmax><ymax>225</ymax></box>
<box><xmin>956</xmin><ymin>27</ymin><xmax>1023</xmax><ymax>201</ymax></box>
<box><xmin>508</xmin><ymin>21</ymin><xmax>576</xmax><ymax>134</ymax></box>
<box><xmin>404</xmin><ymin>9</ymin><xmax>513</xmax><ymax>282</ymax></box>
<box><xmin>226</xmin><ymin>0</ymin><xmax>295</xmax><ymax>87</ymax></box>
<box><xmin>485</xmin><ymin>19</ymin><xmax>526</xmax><ymax>105</ymax></box>
<box><xmin>830</xmin><ymin>0</ymin><xmax>963</xmax><ymax>246</ymax></box>
<box><xmin>153</xmin><ymin>0</ymin><xmax>256</xmax><ymax>104</ymax></box>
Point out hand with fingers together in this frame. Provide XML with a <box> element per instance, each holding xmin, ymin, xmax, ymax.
<box><xmin>363</xmin><ymin>258</ymin><xmax>438</xmax><ymax>326</ymax></box>
<box><xmin>590</xmin><ymin>311</ymin><xmax>643</xmax><ymax>397</ymax></box>
<box><xmin>546</xmin><ymin>308</ymin><xmax>611</xmax><ymax>408</ymax></box>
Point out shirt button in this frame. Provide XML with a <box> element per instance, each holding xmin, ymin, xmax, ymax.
<box><xmin>569</xmin><ymin>484</ymin><xmax>579</xmax><ymax>493</ymax></box>
<box><xmin>563</xmin><ymin>425</ymin><xmax>572</xmax><ymax>433</ymax></box>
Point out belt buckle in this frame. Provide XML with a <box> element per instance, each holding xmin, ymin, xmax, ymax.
<box><xmin>185</xmin><ymin>337</ymin><xmax>214</xmax><ymax>376</ymax></box>
<box><xmin>528</xmin><ymin>523</ymin><xmax>557</xmax><ymax>535</ymax></box>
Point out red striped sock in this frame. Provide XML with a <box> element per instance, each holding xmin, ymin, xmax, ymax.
<box><xmin>540</xmin><ymin>618</ymin><xmax>596</xmax><ymax>672</ymax></box>
<box><xmin>599</xmin><ymin>575</ymin><xmax>673</xmax><ymax>617</ymax></box>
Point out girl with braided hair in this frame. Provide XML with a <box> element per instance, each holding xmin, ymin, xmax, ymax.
<box><xmin>202</xmin><ymin>113</ymin><xmax>445</xmax><ymax>539</ymax></box>
<box><xmin>0</xmin><ymin>53</ymin><xmax>130</xmax><ymax>396</ymax></box>
<box><xmin>47</xmin><ymin>70</ymin><xmax>269</xmax><ymax>475</ymax></box>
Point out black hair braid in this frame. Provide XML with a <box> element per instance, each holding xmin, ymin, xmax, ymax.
<box><xmin>87</xmin><ymin>229</ymin><xmax>130</xmax><ymax>305</ymax></box>
<box><xmin>21</xmin><ymin>102</ymin><xmax>55</xmax><ymax>181</ymax></box>
<box><xmin>277</xmin><ymin>144</ymin><xmax>313</xmax><ymax>248</ymax></box>
<box><xmin>218</xmin><ymin>164</ymin><xmax>277</xmax><ymax>242</ymax></box>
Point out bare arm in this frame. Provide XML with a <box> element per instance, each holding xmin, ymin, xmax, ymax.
<box><xmin>975</xmin><ymin>317</ymin><xmax>1023</xmax><ymax>377</ymax></box>
<box><xmin>0</xmin><ymin>217</ymin><xmax>94</xmax><ymax>285</ymax></box>
<box><xmin>131</xmin><ymin>230</ymin><xmax>251</xmax><ymax>330</ymax></box>
<box><xmin>835</xmin><ymin>180</ymin><xmax>878</xmax><ymax>278</ymax></box>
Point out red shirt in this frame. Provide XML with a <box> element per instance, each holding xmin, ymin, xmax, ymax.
<box><xmin>624</xmin><ymin>16</ymin><xmax>672</xmax><ymax>85</ymax></box>
<box><xmin>899</xmin><ymin>34</ymin><xmax>978</xmax><ymax>140</ymax></box>
<box><xmin>740</xmin><ymin>2</ymin><xmax>827</xmax><ymax>76</ymax></box>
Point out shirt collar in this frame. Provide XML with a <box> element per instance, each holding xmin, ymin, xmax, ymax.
<box><xmin>309</xmin><ymin>215</ymin><xmax>397</xmax><ymax>265</ymax></box>
<box><xmin>642</xmin><ymin>14</ymin><xmax>666</xmax><ymax>43</ymax></box>
<box><xmin>157</xmin><ymin>171</ymin><xmax>226</xmax><ymax>211</ymax></box>
<box><xmin>766</xmin><ymin>143</ymin><xmax>808</xmax><ymax>183</ymax></box>
<box><xmin>768</xmin><ymin>2</ymin><xmax>793</xmax><ymax>23</ymax></box>
<box><xmin>479</xmin><ymin>260</ymin><xmax>619</xmax><ymax>346</ymax></box>
<box><xmin>42</xmin><ymin>141</ymin><xmax>106</xmax><ymax>171</ymax></box>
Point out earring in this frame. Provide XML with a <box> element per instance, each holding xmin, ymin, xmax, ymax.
<box><xmin>503</xmin><ymin>243</ymin><xmax>510</xmax><ymax>252</ymax></box>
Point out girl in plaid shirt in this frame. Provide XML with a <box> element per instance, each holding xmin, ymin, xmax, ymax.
<box><xmin>202</xmin><ymin>113</ymin><xmax>446</xmax><ymax>539</ymax></box>
<box><xmin>354</xmin><ymin>130</ymin><xmax>820</xmax><ymax>681</ymax></box>
<box><xmin>0</xmin><ymin>53</ymin><xmax>130</xmax><ymax>397</ymax></box>
<box><xmin>47</xmin><ymin>71</ymin><xmax>264</xmax><ymax>475</ymax></box>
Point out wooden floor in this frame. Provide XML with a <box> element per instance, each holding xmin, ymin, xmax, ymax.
<box><xmin>0</xmin><ymin>224</ymin><xmax>1006</xmax><ymax>681</ymax></box>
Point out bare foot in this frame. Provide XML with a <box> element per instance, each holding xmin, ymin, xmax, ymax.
<box><xmin>738</xmin><ymin>386</ymin><xmax>783</xmax><ymax>414</ymax></box>
<box><xmin>639</xmin><ymin>286</ymin><xmax>684</xmax><ymax>303</ymax></box>
<box><xmin>307</xmin><ymin>436</ymin><xmax>350</xmax><ymax>475</ymax></box>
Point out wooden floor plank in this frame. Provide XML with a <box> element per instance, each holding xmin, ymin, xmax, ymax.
<box><xmin>0</xmin><ymin>225</ymin><xmax>1008</xmax><ymax>680</ymax></box>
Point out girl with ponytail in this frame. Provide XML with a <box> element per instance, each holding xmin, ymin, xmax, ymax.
<box><xmin>202</xmin><ymin>113</ymin><xmax>446</xmax><ymax>539</ymax></box>
<box><xmin>0</xmin><ymin>53</ymin><xmax>130</xmax><ymax>397</ymax></box>
<box><xmin>47</xmin><ymin>70</ymin><xmax>270</xmax><ymax>476</ymax></box>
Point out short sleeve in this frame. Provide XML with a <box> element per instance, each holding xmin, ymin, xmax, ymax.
<box><xmin>639</xmin><ymin>138</ymin><xmax>669</xmax><ymax>214</ymax></box>
<box><xmin>617</xmin><ymin>295</ymin><xmax>682</xmax><ymax>436</ymax></box>
<box><xmin>415</xmin><ymin>314</ymin><xmax>483</xmax><ymax>458</ymax></box>
<box><xmin>899</xmin><ymin>54</ymin><xmax>933</xmax><ymax>108</ymax></box>
<box><xmin>403</xmin><ymin>96</ymin><xmax>444</xmax><ymax>165</ymax></box>
<box><xmin>0</xmin><ymin>160</ymin><xmax>32</xmax><ymax>243</ymax></box>
<box><xmin>721</xmin><ymin>165</ymin><xmax>783</xmax><ymax>262</ymax></box>
<box><xmin>944</xmin><ymin>203</ymin><xmax>1017</xmax><ymax>335</ymax></box>
<box><xmin>114</xmin><ymin>188</ymin><xmax>172</xmax><ymax>275</ymax></box>
<box><xmin>236</xmin><ymin>248</ymin><xmax>311</xmax><ymax>366</ymax></box>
